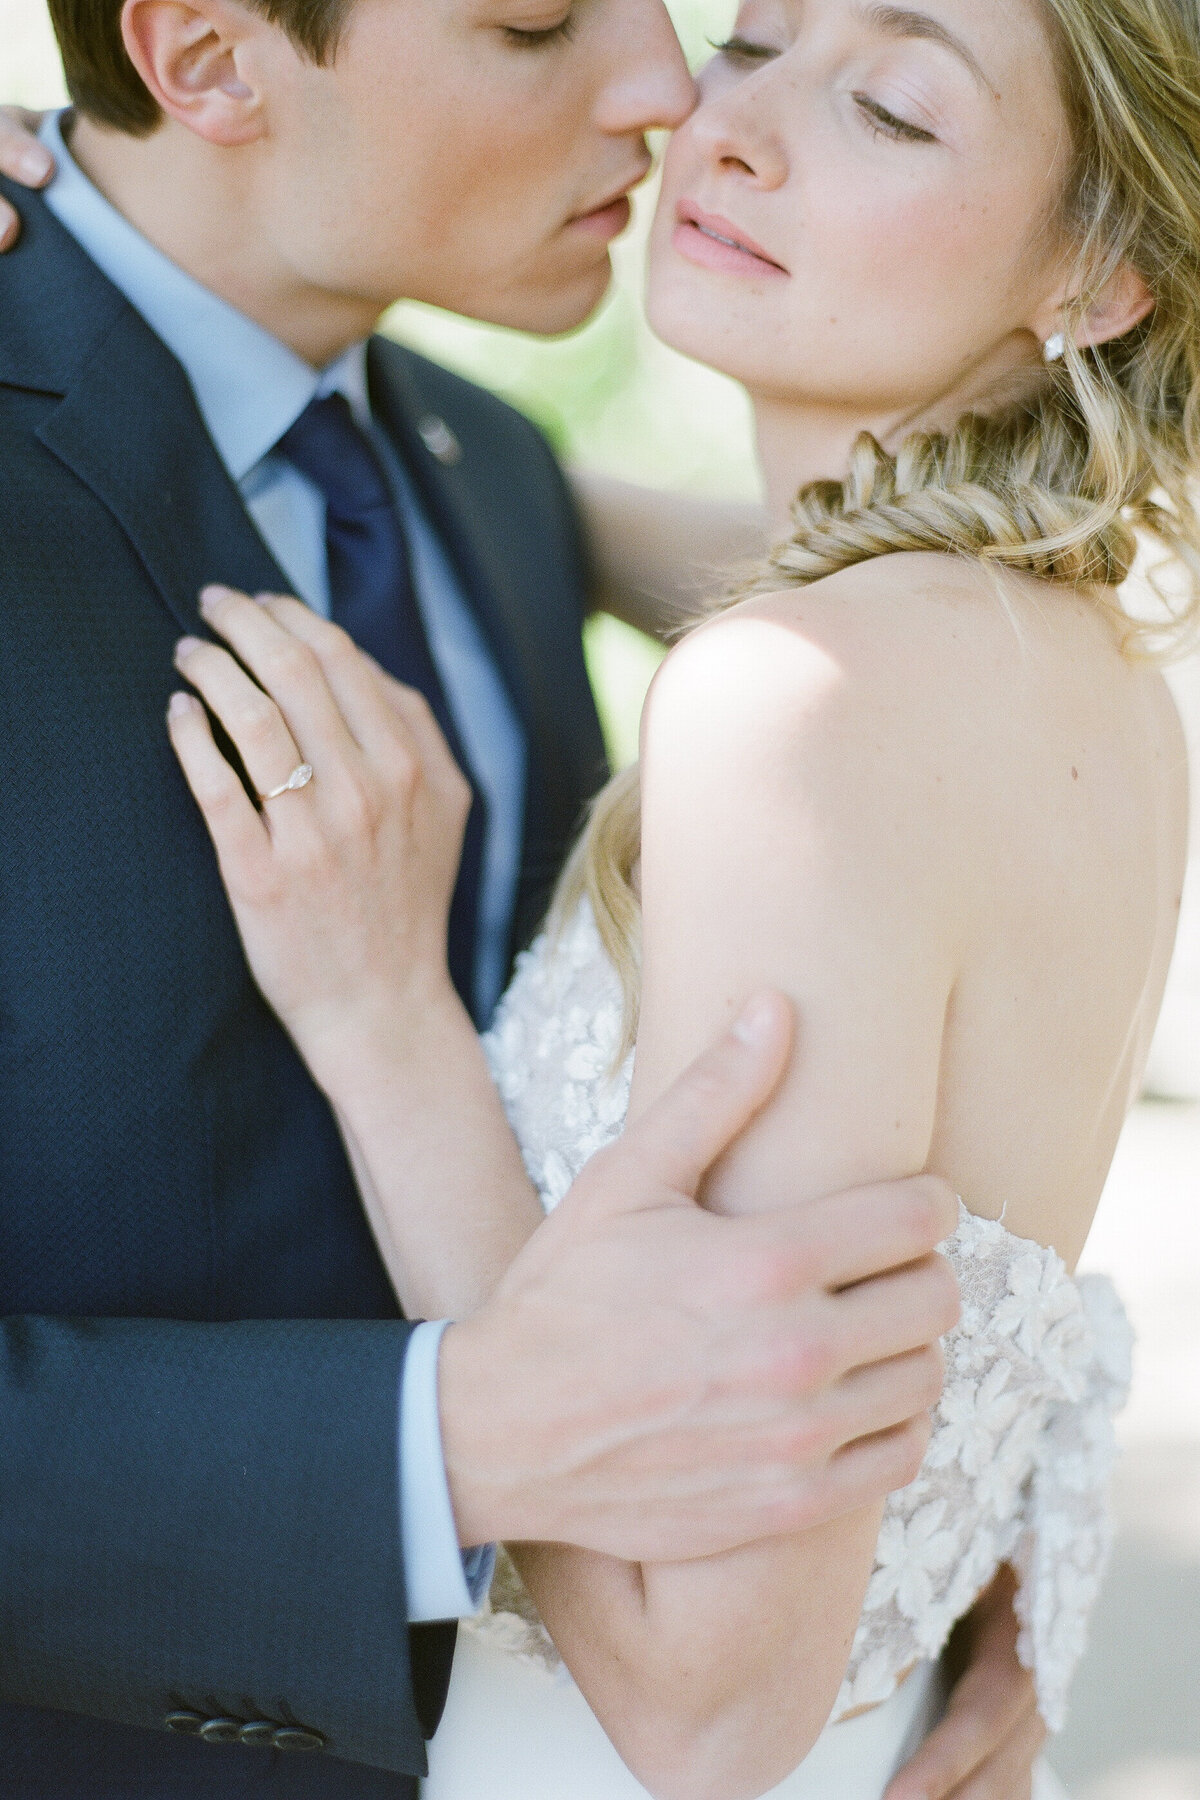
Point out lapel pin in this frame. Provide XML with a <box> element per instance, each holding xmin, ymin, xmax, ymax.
<box><xmin>417</xmin><ymin>415</ymin><xmax>463</xmax><ymax>467</ymax></box>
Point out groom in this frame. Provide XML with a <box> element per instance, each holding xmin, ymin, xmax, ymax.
<box><xmin>0</xmin><ymin>1</ymin><xmax>1041</xmax><ymax>1796</ymax></box>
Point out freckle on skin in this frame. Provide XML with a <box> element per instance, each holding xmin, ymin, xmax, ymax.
<box><xmin>1071</xmin><ymin>767</ymin><xmax>1079</xmax><ymax>780</ymax></box>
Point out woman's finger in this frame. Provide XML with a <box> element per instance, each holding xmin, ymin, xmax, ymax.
<box><xmin>886</xmin><ymin>1689</ymin><xmax>1038</xmax><ymax>1800</ymax></box>
<box><xmin>0</xmin><ymin>108</ymin><xmax>52</xmax><ymax>182</ymax></box>
<box><xmin>883</xmin><ymin>1566</ymin><xmax>1039</xmax><ymax>1800</ymax></box>
<box><xmin>197</xmin><ymin>585</ymin><xmax>365</xmax><ymax>774</ymax></box>
<box><xmin>173</xmin><ymin>636</ymin><xmax>309</xmax><ymax>812</ymax></box>
<box><xmin>949</xmin><ymin>1702</ymin><xmax>1045</xmax><ymax>1800</ymax></box>
<box><xmin>166</xmin><ymin>691</ymin><xmax>273</xmax><ymax>888</ymax></box>
<box><xmin>0</xmin><ymin>110</ymin><xmax>53</xmax><ymax>250</ymax></box>
<box><xmin>253</xmin><ymin>591</ymin><xmax>431</xmax><ymax>772</ymax></box>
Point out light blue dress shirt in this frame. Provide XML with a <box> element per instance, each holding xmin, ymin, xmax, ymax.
<box><xmin>40</xmin><ymin>109</ymin><xmax>509</xmax><ymax>1623</ymax></box>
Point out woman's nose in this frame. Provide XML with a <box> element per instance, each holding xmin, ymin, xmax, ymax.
<box><xmin>685</xmin><ymin>65</ymin><xmax>789</xmax><ymax>189</ymax></box>
<box><xmin>596</xmin><ymin>0</ymin><xmax>698</xmax><ymax>135</ymax></box>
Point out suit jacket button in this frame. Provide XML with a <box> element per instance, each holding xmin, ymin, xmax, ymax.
<box><xmin>238</xmin><ymin>1721</ymin><xmax>278</xmax><ymax>1747</ymax></box>
<box><xmin>272</xmin><ymin>1726</ymin><xmax>326</xmax><ymax>1753</ymax></box>
<box><xmin>198</xmin><ymin>1717</ymin><xmax>244</xmax><ymax>1744</ymax></box>
<box><xmin>165</xmin><ymin>1711</ymin><xmax>204</xmax><ymax>1735</ymax></box>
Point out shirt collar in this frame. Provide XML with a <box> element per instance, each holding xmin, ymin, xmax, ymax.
<box><xmin>38</xmin><ymin>110</ymin><xmax>369</xmax><ymax>484</ymax></box>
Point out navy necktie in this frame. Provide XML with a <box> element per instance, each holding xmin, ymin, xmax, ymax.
<box><xmin>277</xmin><ymin>392</ymin><xmax>487</xmax><ymax>1017</ymax></box>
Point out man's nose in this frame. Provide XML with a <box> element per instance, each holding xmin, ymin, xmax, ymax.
<box><xmin>596</xmin><ymin>0</ymin><xmax>698</xmax><ymax>135</ymax></box>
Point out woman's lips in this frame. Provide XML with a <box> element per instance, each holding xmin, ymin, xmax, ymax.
<box><xmin>672</xmin><ymin>204</ymin><xmax>788</xmax><ymax>277</ymax></box>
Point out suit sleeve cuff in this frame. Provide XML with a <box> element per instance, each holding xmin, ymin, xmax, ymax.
<box><xmin>398</xmin><ymin>1319</ymin><xmax>496</xmax><ymax>1622</ymax></box>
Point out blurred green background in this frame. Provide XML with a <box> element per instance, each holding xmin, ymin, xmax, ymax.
<box><xmin>0</xmin><ymin>0</ymin><xmax>758</xmax><ymax>767</ymax></box>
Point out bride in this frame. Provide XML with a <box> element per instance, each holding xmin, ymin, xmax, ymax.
<box><xmin>161</xmin><ymin>0</ymin><xmax>1191</xmax><ymax>1792</ymax></box>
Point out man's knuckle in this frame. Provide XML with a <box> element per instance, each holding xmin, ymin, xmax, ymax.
<box><xmin>776</xmin><ymin>1408</ymin><xmax>837</xmax><ymax>1467</ymax></box>
<box><xmin>776</xmin><ymin>1323</ymin><xmax>839</xmax><ymax>1394</ymax></box>
<box><xmin>734</xmin><ymin>1244</ymin><xmax>792</xmax><ymax>1305</ymax></box>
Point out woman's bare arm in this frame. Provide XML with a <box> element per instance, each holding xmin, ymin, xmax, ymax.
<box><xmin>497</xmin><ymin>591</ymin><xmax>970</xmax><ymax>1800</ymax></box>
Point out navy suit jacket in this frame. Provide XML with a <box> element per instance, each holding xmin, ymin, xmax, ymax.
<box><xmin>0</xmin><ymin>178</ymin><xmax>608</xmax><ymax>1798</ymax></box>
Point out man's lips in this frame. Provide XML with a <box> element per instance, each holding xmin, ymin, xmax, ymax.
<box><xmin>569</xmin><ymin>165</ymin><xmax>652</xmax><ymax>238</ymax></box>
<box><xmin>672</xmin><ymin>202</ymin><xmax>788</xmax><ymax>276</ymax></box>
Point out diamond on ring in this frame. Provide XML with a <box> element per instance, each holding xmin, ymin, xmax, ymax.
<box><xmin>259</xmin><ymin>763</ymin><xmax>314</xmax><ymax>803</ymax></box>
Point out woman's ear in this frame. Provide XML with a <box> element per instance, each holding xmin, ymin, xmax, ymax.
<box><xmin>1035</xmin><ymin>260</ymin><xmax>1155</xmax><ymax>357</ymax></box>
<box><xmin>120</xmin><ymin>0</ymin><xmax>267</xmax><ymax>146</ymax></box>
<box><xmin>1075</xmin><ymin>261</ymin><xmax>1155</xmax><ymax>349</ymax></box>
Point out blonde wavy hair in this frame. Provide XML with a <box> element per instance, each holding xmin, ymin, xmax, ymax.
<box><xmin>555</xmin><ymin>0</ymin><xmax>1200</xmax><ymax>1050</ymax></box>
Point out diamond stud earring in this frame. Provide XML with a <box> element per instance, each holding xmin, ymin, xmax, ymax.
<box><xmin>1043</xmin><ymin>331</ymin><xmax>1066</xmax><ymax>363</ymax></box>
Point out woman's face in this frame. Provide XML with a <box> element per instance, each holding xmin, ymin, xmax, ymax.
<box><xmin>647</xmin><ymin>0</ymin><xmax>1074</xmax><ymax>421</ymax></box>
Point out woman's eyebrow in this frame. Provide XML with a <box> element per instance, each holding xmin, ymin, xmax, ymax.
<box><xmin>856</xmin><ymin>2</ymin><xmax>997</xmax><ymax>94</ymax></box>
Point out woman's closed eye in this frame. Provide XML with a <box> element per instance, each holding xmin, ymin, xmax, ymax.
<box><xmin>709</xmin><ymin>34</ymin><xmax>781</xmax><ymax>65</ymax></box>
<box><xmin>854</xmin><ymin>94</ymin><xmax>938</xmax><ymax>143</ymax></box>
<box><xmin>710</xmin><ymin>37</ymin><xmax>939</xmax><ymax>145</ymax></box>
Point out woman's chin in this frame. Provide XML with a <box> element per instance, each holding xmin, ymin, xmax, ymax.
<box><xmin>644</xmin><ymin>274</ymin><xmax>757</xmax><ymax>388</ymax></box>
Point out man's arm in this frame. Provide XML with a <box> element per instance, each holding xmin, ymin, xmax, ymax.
<box><xmin>569</xmin><ymin>466</ymin><xmax>768</xmax><ymax>639</ymax></box>
<box><xmin>0</xmin><ymin>1315</ymin><xmax>429</xmax><ymax>1773</ymax></box>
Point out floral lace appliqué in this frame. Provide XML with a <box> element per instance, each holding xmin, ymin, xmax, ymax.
<box><xmin>476</xmin><ymin>903</ymin><xmax>1133</xmax><ymax>1733</ymax></box>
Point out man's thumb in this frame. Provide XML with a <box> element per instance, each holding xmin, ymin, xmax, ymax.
<box><xmin>617</xmin><ymin>992</ymin><xmax>793</xmax><ymax>1205</ymax></box>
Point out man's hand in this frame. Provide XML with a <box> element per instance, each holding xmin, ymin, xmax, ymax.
<box><xmin>0</xmin><ymin>109</ymin><xmax>53</xmax><ymax>250</ymax></box>
<box><xmin>885</xmin><ymin>1566</ymin><xmax>1047</xmax><ymax>1800</ymax></box>
<box><xmin>440</xmin><ymin>992</ymin><xmax>960</xmax><ymax>1560</ymax></box>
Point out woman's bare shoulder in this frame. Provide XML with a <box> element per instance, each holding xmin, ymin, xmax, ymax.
<box><xmin>650</xmin><ymin>554</ymin><xmax>1046</xmax><ymax>764</ymax></box>
<box><xmin>654</xmin><ymin>551</ymin><xmax>1169</xmax><ymax>757</ymax></box>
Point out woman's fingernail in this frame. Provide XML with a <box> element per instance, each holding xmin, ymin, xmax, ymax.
<box><xmin>175</xmin><ymin>636</ymin><xmax>203</xmax><ymax>659</ymax></box>
<box><xmin>732</xmin><ymin>994</ymin><xmax>777</xmax><ymax>1047</ymax></box>
<box><xmin>167</xmin><ymin>691</ymin><xmax>198</xmax><ymax>719</ymax></box>
<box><xmin>0</xmin><ymin>215</ymin><xmax>15</xmax><ymax>251</ymax></box>
<box><xmin>19</xmin><ymin>147</ymin><xmax>52</xmax><ymax>183</ymax></box>
<box><xmin>198</xmin><ymin>585</ymin><xmax>229</xmax><ymax>616</ymax></box>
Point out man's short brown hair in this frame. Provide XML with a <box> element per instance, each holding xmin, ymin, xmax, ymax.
<box><xmin>47</xmin><ymin>0</ymin><xmax>350</xmax><ymax>135</ymax></box>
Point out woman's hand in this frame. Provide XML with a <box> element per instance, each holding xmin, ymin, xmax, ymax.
<box><xmin>0</xmin><ymin>110</ymin><xmax>53</xmax><ymax>250</ymax></box>
<box><xmin>884</xmin><ymin>1565</ymin><xmax>1045</xmax><ymax>1800</ymax></box>
<box><xmin>167</xmin><ymin>583</ymin><xmax>472</xmax><ymax>1092</ymax></box>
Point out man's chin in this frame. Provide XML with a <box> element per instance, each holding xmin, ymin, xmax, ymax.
<box><xmin>466</xmin><ymin>258</ymin><xmax>614</xmax><ymax>340</ymax></box>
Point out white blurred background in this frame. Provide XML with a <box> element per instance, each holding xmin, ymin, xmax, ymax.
<box><xmin>2</xmin><ymin>1</ymin><xmax>1199</xmax><ymax>1791</ymax></box>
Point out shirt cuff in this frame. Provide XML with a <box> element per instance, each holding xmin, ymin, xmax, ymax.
<box><xmin>398</xmin><ymin>1319</ymin><xmax>497</xmax><ymax>1622</ymax></box>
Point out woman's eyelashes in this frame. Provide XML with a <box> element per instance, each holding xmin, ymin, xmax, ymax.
<box><xmin>709</xmin><ymin>34</ymin><xmax>781</xmax><ymax>63</ymax></box>
<box><xmin>854</xmin><ymin>94</ymin><xmax>938</xmax><ymax>142</ymax></box>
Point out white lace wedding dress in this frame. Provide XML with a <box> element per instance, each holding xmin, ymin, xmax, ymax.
<box><xmin>423</xmin><ymin>903</ymin><xmax>1133</xmax><ymax>1800</ymax></box>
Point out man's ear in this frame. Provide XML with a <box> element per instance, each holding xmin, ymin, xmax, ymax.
<box><xmin>1034</xmin><ymin>259</ymin><xmax>1155</xmax><ymax>356</ymax></box>
<box><xmin>120</xmin><ymin>0</ymin><xmax>267</xmax><ymax>145</ymax></box>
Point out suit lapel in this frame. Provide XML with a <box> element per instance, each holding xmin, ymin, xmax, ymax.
<box><xmin>0</xmin><ymin>179</ymin><xmax>292</xmax><ymax>640</ymax></box>
<box><xmin>366</xmin><ymin>340</ymin><xmax>540</xmax><ymax>748</ymax></box>
<box><xmin>37</xmin><ymin>310</ymin><xmax>289</xmax><ymax>641</ymax></box>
